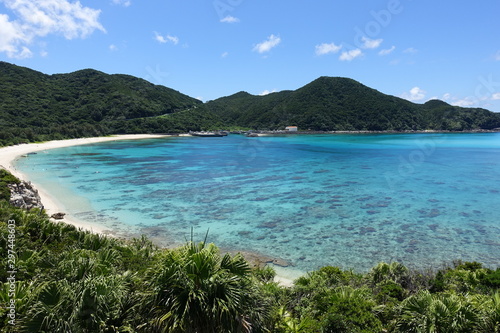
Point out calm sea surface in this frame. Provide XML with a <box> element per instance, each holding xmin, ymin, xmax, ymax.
<box><xmin>15</xmin><ymin>133</ymin><xmax>500</xmax><ymax>272</ymax></box>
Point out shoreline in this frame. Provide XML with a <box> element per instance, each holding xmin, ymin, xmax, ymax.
<box><xmin>249</xmin><ymin>129</ymin><xmax>500</xmax><ymax>136</ymax></box>
<box><xmin>0</xmin><ymin>134</ymin><xmax>171</xmax><ymax>234</ymax></box>
<box><xmin>0</xmin><ymin>134</ymin><xmax>299</xmax><ymax>286</ymax></box>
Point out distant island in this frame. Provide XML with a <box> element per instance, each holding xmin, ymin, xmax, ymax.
<box><xmin>1</xmin><ymin>61</ymin><xmax>499</xmax><ymax>146</ymax></box>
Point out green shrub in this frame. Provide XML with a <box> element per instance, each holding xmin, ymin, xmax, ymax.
<box><xmin>0</xmin><ymin>169</ymin><xmax>20</xmax><ymax>202</ymax></box>
<box><xmin>319</xmin><ymin>287</ymin><xmax>383</xmax><ymax>333</ymax></box>
<box><xmin>483</xmin><ymin>269</ymin><xmax>500</xmax><ymax>288</ymax></box>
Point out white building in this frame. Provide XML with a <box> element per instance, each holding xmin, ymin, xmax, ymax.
<box><xmin>285</xmin><ymin>126</ymin><xmax>298</xmax><ymax>132</ymax></box>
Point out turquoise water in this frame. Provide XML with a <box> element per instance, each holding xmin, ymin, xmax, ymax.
<box><xmin>15</xmin><ymin>133</ymin><xmax>500</xmax><ymax>272</ymax></box>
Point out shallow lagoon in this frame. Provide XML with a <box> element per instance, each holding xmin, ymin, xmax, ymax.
<box><xmin>15</xmin><ymin>133</ymin><xmax>500</xmax><ymax>272</ymax></box>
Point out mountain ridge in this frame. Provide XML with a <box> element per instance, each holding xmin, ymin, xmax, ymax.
<box><xmin>0</xmin><ymin>61</ymin><xmax>218</xmax><ymax>146</ymax></box>
<box><xmin>206</xmin><ymin>76</ymin><xmax>500</xmax><ymax>131</ymax></box>
<box><xmin>1</xmin><ymin>61</ymin><xmax>499</xmax><ymax>146</ymax></box>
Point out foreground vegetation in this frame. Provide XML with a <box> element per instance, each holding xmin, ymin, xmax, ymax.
<box><xmin>0</xmin><ymin>171</ymin><xmax>499</xmax><ymax>332</ymax></box>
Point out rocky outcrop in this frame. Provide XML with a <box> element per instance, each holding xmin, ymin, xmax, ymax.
<box><xmin>8</xmin><ymin>181</ymin><xmax>43</xmax><ymax>210</ymax></box>
<box><xmin>51</xmin><ymin>212</ymin><xmax>66</xmax><ymax>220</ymax></box>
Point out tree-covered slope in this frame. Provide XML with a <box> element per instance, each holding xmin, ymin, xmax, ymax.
<box><xmin>0</xmin><ymin>62</ymin><xmax>216</xmax><ymax>145</ymax></box>
<box><xmin>2</xmin><ymin>62</ymin><xmax>500</xmax><ymax>147</ymax></box>
<box><xmin>206</xmin><ymin>76</ymin><xmax>500</xmax><ymax>131</ymax></box>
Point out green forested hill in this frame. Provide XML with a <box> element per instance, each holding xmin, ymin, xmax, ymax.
<box><xmin>2</xmin><ymin>63</ymin><xmax>500</xmax><ymax>146</ymax></box>
<box><xmin>206</xmin><ymin>76</ymin><xmax>500</xmax><ymax>131</ymax></box>
<box><xmin>0</xmin><ymin>62</ymin><xmax>221</xmax><ymax>145</ymax></box>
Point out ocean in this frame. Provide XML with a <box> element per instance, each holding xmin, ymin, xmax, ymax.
<box><xmin>15</xmin><ymin>133</ymin><xmax>500</xmax><ymax>273</ymax></box>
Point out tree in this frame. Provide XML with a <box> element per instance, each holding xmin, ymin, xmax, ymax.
<box><xmin>18</xmin><ymin>274</ymin><xmax>132</xmax><ymax>332</ymax></box>
<box><xmin>319</xmin><ymin>286</ymin><xmax>383</xmax><ymax>333</ymax></box>
<box><xmin>142</xmin><ymin>241</ymin><xmax>269</xmax><ymax>333</ymax></box>
<box><xmin>395</xmin><ymin>290</ymin><xmax>478</xmax><ymax>332</ymax></box>
<box><xmin>472</xmin><ymin>293</ymin><xmax>500</xmax><ymax>333</ymax></box>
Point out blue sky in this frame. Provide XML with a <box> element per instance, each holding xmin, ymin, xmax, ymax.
<box><xmin>1</xmin><ymin>0</ymin><xmax>499</xmax><ymax>111</ymax></box>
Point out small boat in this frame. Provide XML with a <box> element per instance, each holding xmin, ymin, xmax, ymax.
<box><xmin>190</xmin><ymin>131</ymin><xmax>225</xmax><ymax>137</ymax></box>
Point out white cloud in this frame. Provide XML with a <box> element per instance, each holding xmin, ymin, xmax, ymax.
<box><xmin>441</xmin><ymin>93</ymin><xmax>495</xmax><ymax>107</ymax></box>
<box><xmin>259</xmin><ymin>89</ymin><xmax>277</xmax><ymax>96</ymax></box>
<box><xmin>339</xmin><ymin>49</ymin><xmax>363</xmax><ymax>61</ymax></box>
<box><xmin>18</xmin><ymin>46</ymin><xmax>32</xmax><ymax>58</ymax></box>
<box><xmin>452</xmin><ymin>98</ymin><xmax>475</xmax><ymax>107</ymax></box>
<box><xmin>6</xmin><ymin>0</ymin><xmax>105</xmax><ymax>39</ymax></box>
<box><xmin>154</xmin><ymin>32</ymin><xmax>166</xmax><ymax>43</ymax></box>
<box><xmin>154</xmin><ymin>32</ymin><xmax>179</xmax><ymax>45</ymax></box>
<box><xmin>361</xmin><ymin>36</ymin><xmax>382</xmax><ymax>49</ymax></box>
<box><xmin>495</xmin><ymin>51</ymin><xmax>500</xmax><ymax>61</ymax></box>
<box><xmin>253</xmin><ymin>34</ymin><xmax>281</xmax><ymax>54</ymax></box>
<box><xmin>221</xmin><ymin>51</ymin><xmax>229</xmax><ymax>58</ymax></box>
<box><xmin>315</xmin><ymin>42</ymin><xmax>342</xmax><ymax>56</ymax></box>
<box><xmin>109</xmin><ymin>44</ymin><xmax>118</xmax><ymax>51</ymax></box>
<box><xmin>0</xmin><ymin>0</ymin><xmax>105</xmax><ymax>58</ymax></box>
<box><xmin>379</xmin><ymin>46</ymin><xmax>395</xmax><ymax>56</ymax></box>
<box><xmin>220</xmin><ymin>15</ymin><xmax>239</xmax><ymax>23</ymax></box>
<box><xmin>0</xmin><ymin>13</ymin><xmax>28</xmax><ymax>57</ymax></box>
<box><xmin>403</xmin><ymin>47</ymin><xmax>418</xmax><ymax>54</ymax></box>
<box><xmin>166</xmin><ymin>35</ymin><xmax>179</xmax><ymax>45</ymax></box>
<box><xmin>112</xmin><ymin>0</ymin><xmax>131</xmax><ymax>7</ymax></box>
<box><xmin>401</xmin><ymin>87</ymin><xmax>426</xmax><ymax>101</ymax></box>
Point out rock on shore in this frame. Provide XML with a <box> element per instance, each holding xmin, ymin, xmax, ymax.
<box><xmin>8</xmin><ymin>181</ymin><xmax>43</xmax><ymax>210</ymax></box>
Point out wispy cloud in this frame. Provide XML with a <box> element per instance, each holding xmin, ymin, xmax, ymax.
<box><xmin>401</xmin><ymin>87</ymin><xmax>426</xmax><ymax>101</ymax></box>
<box><xmin>259</xmin><ymin>89</ymin><xmax>278</xmax><ymax>96</ymax></box>
<box><xmin>253</xmin><ymin>34</ymin><xmax>281</xmax><ymax>54</ymax></box>
<box><xmin>109</xmin><ymin>44</ymin><xmax>118</xmax><ymax>51</ymax></box>
<box><xmin>154</xmin><ymin>32</ymin><xmax>179</xmax><ymax>45</ymax></box>
<box><xmin>112</xmin><ymin>0</ymin><xmax>131</xmax><ymax>7</ymax></box>
<box><xmin>379</xmin><ymin>46</ymin><xmax>396</xmax><ymax>56</ymax></box>
<box><xmin>315</xmin><ymin>42</ymin><xmax>342</xmax><ymax>56</ymax></box>
<box><xmin>221</xmin><ymin>51</ymin><xmax>229</xmax><ymax>58</ymax></box>
<box><xmin>403</xmin><ymin>47</ymin><xmax>418</xmax><ymax>54</ymax></box>
<box><xmin>492</xmin><ymin>92</ymin><xmax>500</xmax><ymax>100</ymax></box>
<box><xmin>361</xmin><ymin>37</ymin><xmax>382</xmax><ymax>49</ymax></box>
<box><xmin>0</xmin><ymin>0</ymin><xmax>105</xmax><ymax>58</ymax></box>
<box><xmin>17</xmin><ymin>46</ymin><xmax>32</xmax><ymax>58</ymax></box>
<box><xmin>339</xmin><ymin>49</ymin><xmax>363</xmax><ymax>61</ymax></box>
<box><xmin>451</xmin><ymin>97</ymin><xmax>475</xmax><ymax>107</ymax></box>
<box><xmin>495</xmin><ymin>51</ymin><xmax>500</xmax><ymax>61</ymax></box>
<box><xmin>220</xmin><ymin>15</ymin><xmax>239</xmax><ymax>23</ymax></box>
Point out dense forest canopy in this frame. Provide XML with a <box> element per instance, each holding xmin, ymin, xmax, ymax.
<box><xmin>206</xmin><ymin>76</ymin><xmax>500</xmax><ymax>131</ymax></box>
<box><xmin>1</xmin><ymin>62</ymin><xmax>500</xmax><ymax>146</ymax></box>
<box><xmin>0</xmin><ymin>62</ymin><xmax>219</xmax><ymax>146</ymax></box>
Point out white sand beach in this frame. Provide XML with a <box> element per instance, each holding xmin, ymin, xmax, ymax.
<box><xmin>0</xmin><ymin>134</ymin><xmax>170</xmax><ymax>233</ymax></box>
